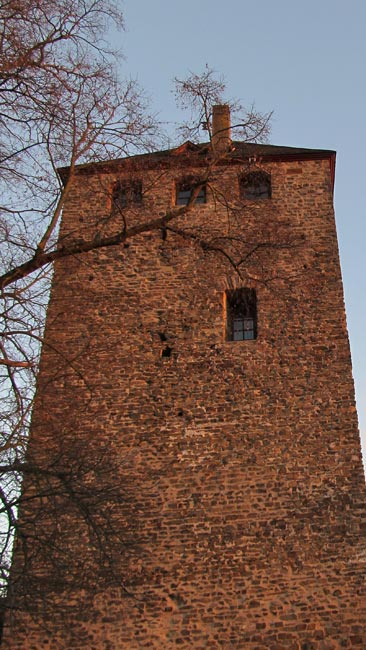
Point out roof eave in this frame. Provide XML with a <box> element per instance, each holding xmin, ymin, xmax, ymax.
<box><xmin>58</xmin><ymin>144</ymin><xmax>336</xmax><ymax>192</ymax></box>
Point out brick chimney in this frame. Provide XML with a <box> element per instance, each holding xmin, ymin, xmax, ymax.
<box><xmin>211</xmin><ymin>104</ymin><xmax>231</xmax><ymax>153</ymax></box>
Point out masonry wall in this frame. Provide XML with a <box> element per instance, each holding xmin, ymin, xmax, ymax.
<box><xmin>3</xmin><ymin>153</ymin><xmax>366</xmax><ymax>650</ymax></box>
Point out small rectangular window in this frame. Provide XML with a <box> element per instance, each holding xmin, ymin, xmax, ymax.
<box><xmin>112</xmin><ymin>180</ymin><xmax>142</xmax><ymax>212</ymax></box>
<box><xmin>176</xmin><ymin>179</ymin><xmax>206</xmax><ymax>206</ymax></box>
<box><xmin>226</xmin><ymin>288</ymin><xmax>257</xmax><ymax>341</ymax></box>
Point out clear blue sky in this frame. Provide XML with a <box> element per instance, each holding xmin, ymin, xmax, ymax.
<box><xmin>119</xmin><ymin>0</ymin><xmax>366</xmax><ymax>458</ymax></box>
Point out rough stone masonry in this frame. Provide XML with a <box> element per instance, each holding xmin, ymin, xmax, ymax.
<box><xmin>2</xmin><ymin>107</ymin><xmax>366</xmax><ymax>649</ymax></box>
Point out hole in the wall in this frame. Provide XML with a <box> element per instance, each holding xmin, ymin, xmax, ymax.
<box><xmin>177</xmin><ymin>410</ymin><xmax>184</xmax><ymax>417</ymax></box>
<box><xmin>158</xmin><ymin>332</ymin><xmax>167</xmax><ymax>342</ymax></box>
<box><xmin>161</xmin><ymin>346</ymin><xmax>172</xmax><ymax>358</ymax></box>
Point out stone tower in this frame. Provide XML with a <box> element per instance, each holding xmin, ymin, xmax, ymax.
<box><xmin>3</xmin><ymin>107</ymin><xmax>366</xmax><ymax>649</ymax></box>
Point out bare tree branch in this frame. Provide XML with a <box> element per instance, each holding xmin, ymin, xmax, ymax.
<box><xmin>0</xmin><ymin>23</ymin><xmax>279</xmax><ymax>622</ymax></box>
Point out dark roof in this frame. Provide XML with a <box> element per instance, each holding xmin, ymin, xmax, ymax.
<box><xmin>58</xmin><ymin>140</ymin><xmax>336</xmax><ymax>186</ymax></box>
<box><xmin>230</xmin><ymin>141</ymin><xmax>335</xmax><ymax>160</ymax></box>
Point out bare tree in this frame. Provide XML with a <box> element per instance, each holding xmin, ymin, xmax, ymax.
<box><xmin>174</xmin><ymin>66</ymin><xmax>272</xmax><ymax>145</ymax></box>
<box><xmin>0</xmin><ymin>20</ymin><xmax>276</xmax><ymax>620</ymax></box>
<box><xmin>0</xmin><ymin>0</ymin><xmax>158</xmax><ymax>604</ymax></box>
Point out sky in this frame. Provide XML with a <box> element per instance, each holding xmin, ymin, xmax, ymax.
<box><xmin>118</xmin><ymin>0</ymin><xmax>366</xmax><ymax>458</ymax></box>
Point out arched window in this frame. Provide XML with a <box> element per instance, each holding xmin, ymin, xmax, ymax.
<box><xmin>225</xmin><ymin>288</ymin><xmax>257</xmax><ymax>341</ymax></box>
<box><xmin>240</xmin><ymin>171</ymin><xmax>271</xmax><ymax>200</ymax></box>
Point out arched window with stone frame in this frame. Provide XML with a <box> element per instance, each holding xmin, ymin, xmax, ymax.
<box><xmin>239</xmin><ymin>171</ymin><xmax>271</xmax><ymax>200</ymax></box>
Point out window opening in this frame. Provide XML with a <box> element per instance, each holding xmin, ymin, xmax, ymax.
<box><xmin>226</xmin><ymin>288</ymin><xmax>257</xmax><ymax>341</ymax></box>
<box><xmin>112</xmin><ymin>180</ymin><xmax>142</xmax><ymax>211</ymax></box>
<box><xmin>240</xmin><ymin>171</ymin><xmax>271</xmax><ymax>200</ymax></box>
<box><xmin>176</xmin><ymin>178</ymin><xmax>206</xmax><ymax>205</ymax></box>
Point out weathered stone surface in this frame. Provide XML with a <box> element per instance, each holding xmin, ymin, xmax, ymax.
<box><xmin>3</xmin><ymin>146</ymin><xmax>366</xmax><ymax>649</ymax></box>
